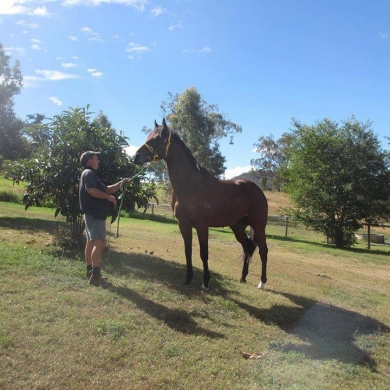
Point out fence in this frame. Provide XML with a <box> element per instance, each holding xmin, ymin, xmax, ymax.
<box><xmin>147</xmin><ymin>203</ymin><xmax>293</xmax><ymax>236</ymax></box>
<box><xmin>146</xmin><ymin>203</ymin><xmax>390</xmax><ymax>248</ymax></box>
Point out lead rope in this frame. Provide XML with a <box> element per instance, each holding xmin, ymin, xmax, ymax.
<box><xmin>115</xmin><ymin>129</ymin><xmax>171</xmax><ymax>238</ymax></box>
<box><xmin>115</xmin><ymin>163</ymin><xmax>150</xmax><ymax>238</ymax></box>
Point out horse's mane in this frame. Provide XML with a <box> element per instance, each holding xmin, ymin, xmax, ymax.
<box><xmin>170</xmin><ymin>129</ymin><xmax>201</xmax><ymax>170</ymax></box>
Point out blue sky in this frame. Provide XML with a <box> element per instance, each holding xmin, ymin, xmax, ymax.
<box><xmin>1</xmin><ymin>0</ymin><xmax>390</xmax><ymax>178</ymax></box>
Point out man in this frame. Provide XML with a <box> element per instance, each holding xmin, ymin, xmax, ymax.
<box><xmin>79</xmin><ymin>151</ymin><xmax>131</xmax><ymax>286</ymax></box>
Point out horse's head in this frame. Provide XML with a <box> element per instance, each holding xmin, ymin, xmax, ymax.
<box><xmin>134</xmin><ymin>118</ymin><xmax>172</xmax><ymax>165</ymax></box>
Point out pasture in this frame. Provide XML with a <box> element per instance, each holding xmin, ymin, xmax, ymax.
<box><xmin>0</xmin><ymin>201</ymin><xmax>389</xmax><ymax>390</ymax></box>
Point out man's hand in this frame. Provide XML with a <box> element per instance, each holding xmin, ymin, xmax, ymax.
<box><xmin>121</xmin><ymin>178</ymin><xmax>131</xmax><ymax>186</ymax></box>
<box><xmin>108</xmin><ymin>195</ymin><xmax>117</xmax><ymax>205</ymax></box>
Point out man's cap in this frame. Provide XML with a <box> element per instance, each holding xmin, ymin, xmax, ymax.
<box><xmin>80</xmin><ymin>151</ymin><xmax>101</xmax><ymax>166</ymax></box>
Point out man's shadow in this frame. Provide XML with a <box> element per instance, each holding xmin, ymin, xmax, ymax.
<box><xmin>233</xmin><ymin>291</ymin><xmax>389</xmax><ymax>370</ymax></box>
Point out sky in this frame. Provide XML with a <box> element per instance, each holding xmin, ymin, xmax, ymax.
<box><xmin>1</xmin><ymin>0</ymin><xmax>390</xmax><ymax>179</ymax></box>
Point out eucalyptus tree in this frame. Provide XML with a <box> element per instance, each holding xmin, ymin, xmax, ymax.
<box><xmin>283</xmin><ymin>117</ymin><xmax>390</xmax><ymax>248</ymax></box>
<box><xmin>251</xmin><ymin>133</ymin><xmax>293</xmax><ymax>191</ymax></box>
<box><xmin>161</xmin><ymin>87</ymin><xmax>242</xmax><ymax>176</ymax></box>
<box><xmin>0</xmin><ymin>43</ymin><xmax>28</xmax><ymax>162</ymax></box>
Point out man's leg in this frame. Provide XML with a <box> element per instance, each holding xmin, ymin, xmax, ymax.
<box><xmin>85</xmin><ymin>239</ymin><xmax>94</xmax><ymax>279</ymax></box>
<box><xmin>88</xmin><ymin>239</ymin><xmax>106</xmax><ymax>286</ymax></box>
<box><xmin>91</xmin><ymin>239</ymin><xmax>106</xmax><ymax>268</ymax></box>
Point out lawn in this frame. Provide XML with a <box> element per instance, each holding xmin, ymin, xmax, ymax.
<box><xmin>0</xmin><ymin>201</ymin><xmax>389</xmax><ymax>390</ymax></box>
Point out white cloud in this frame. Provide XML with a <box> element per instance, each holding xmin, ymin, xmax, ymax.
<box><xmin>25</xmin><ymin>70</ymin><xmax>80</xmax><ymax>85</ymax></box>
<box><xmin>124</xmin><ymin>145</ymin><xmax>139</xmax><ymax>157</ymax></box>
<box><xmin>0</xmin><ymin>1</ymin><xmax>28</xmax><ymax>15</ymax></box>
<box><xmin>81</xmin><ymin>26</ymin><xmax>103</xmax><ymax>42</ymax></box>
<box><xmin>68</xmin><ymin>35</ymin><xmax>78</xmax><ymax>41</ymax></box>
<box><xmin>36</xmin><ymin>70</ymin><xmax>80</xmax><ymax>80</ymax></box>
<box><xmin>126</xmin><ymin>42</ymin><xmax>149</xmax><ymax>59</ymax></box>
<box><xmin>4</xmin><ymin>46</ymin><xmax>26</xmax><ymax>56</ymax></box>
<box><xmin>379</xmin><ymin>32</ymin><xmax>389</xmax><ymax>39</ymax></box>
<box><xmin>0</xmin><ymin>2</ymin><xmax>51</xmax><ymax>16</ymax></box>
<box><xmin>16</xmin><ymin>20</ymin><xmax>39</xmax><ymax>29</ymax></box>
<box><xmin>183</xmin><ymin>47</ymin><xmax>211</xmax><ymax>54</ymax></box>
<box><xmin>28</xmin><ymin>6</ymin><xmax>50</xmax><ymax>17</ymax></box>
<box><xmin>151</xmin><ymin>6</ymin><xmax>165</xmax><ymax>17</ymax></box>
<box><xmin>49</xmin><ymin>96</ymin><xmax>62</xmax><ymax>106</ymax></box>
<box><xmin>62</xmin><ymin>62</ymin><xmax>77</xmax><ymax>68</ymax></box>
<box><xmin>62</xmin><ymin>0</ymin><xmax>147</xmax><ymax>11</ymax></box>
<box><xmin>169</xmin><ymin>22</ymin><xmax>183</xmax><ymax>31</ymax></box>
<box><xmin>31</xmin><ymin>43</ymin><xmax>42</xmax><ymax>50</ymax></box>
<box><xmin>223</xmin><ymin>165</ymin><xmax>252</xmax><ymax>180</ymax></box>
<box><xmin>87</xmin><ymin>68</ymin><xmax>104</xmax><ymax>78</ymax></box>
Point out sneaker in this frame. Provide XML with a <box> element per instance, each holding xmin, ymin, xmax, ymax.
<box><xmin>88</xmin><ymin>272</ymin><xmax>103</xmax><ymax>286</ymax></box>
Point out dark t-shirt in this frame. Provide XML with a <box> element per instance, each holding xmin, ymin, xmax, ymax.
<box><xmin>79</xmin><ymin>168</ymin><xmax>110</xmax><ymax>220</ymax></box>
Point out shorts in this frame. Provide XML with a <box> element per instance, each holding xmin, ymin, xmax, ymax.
<box><xmin>84</xmin><ymin>214</ymin><xmax>106</xmax><ymax>241</ymax></box>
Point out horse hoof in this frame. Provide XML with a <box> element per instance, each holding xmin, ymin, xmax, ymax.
<box><xmin>201</xmin><ymin>284</ymin><xmax>209</xmax><ymax>292</ymax></box>
<box><xmin>258</xmin><ymin>282</ymin><xmax>265</xmax><ymax>290</ymax></box>
<box><xmin>240</xmin><ymin>278</ymin><xmax>247</xmax><ymax>283</ymax></box>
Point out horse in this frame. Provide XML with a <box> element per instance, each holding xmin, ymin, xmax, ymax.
<box><xmin>134</xmin><ymin>118</ymin><xmax>268</xmax><ymax>290</ymax></box>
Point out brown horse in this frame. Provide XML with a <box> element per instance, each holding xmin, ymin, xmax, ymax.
<box><xmin>134</xmin><ymin>119</ymin><xmax>268</xmax><ymax>290</ymax></box>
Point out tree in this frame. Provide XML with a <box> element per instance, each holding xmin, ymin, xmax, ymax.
<box><xmin>0</xmin><ymin>43</ymin><xmax>28</xmax><ymax>163</ymax></box>
<box><xmin>283</xmin><ymin>117</ymin><xmax>390</xmax><ymax>248</ymax></box>
<box><xmin>9</xmin><ymin>106</ymin><xmax>157</xmax><ymax>243</ymax></box>
<box><xmin>160</xmin><ymin>87</ymin><xmax>242</xmax><ymax>176</ymax></box>
<box><xmin>251</xmin><ymin>133</ymin><xmax>293</xmax><ymax>191</ymax></box>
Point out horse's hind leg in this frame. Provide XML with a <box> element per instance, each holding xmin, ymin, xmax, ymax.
<box><xmin>252</xmin><ymin>226</ymin><xmax>268</xmax><ymax>289</ymax></box>
<box><xmin>196</xmin><ymin>226</ymin><xmax>210</xmax><ymax>290</ymax></box>
<box><xmin>230</xmin><ymin>223</ymin><xmax>256</xmax><ymax>283</ymax></box>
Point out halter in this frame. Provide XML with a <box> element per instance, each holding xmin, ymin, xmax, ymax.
<box><xmin>143</xmin><ymin>129</ymin><xmax>172</xmax><ymax>162</ymax></box>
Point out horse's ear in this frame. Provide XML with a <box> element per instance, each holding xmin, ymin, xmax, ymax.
<box><xmin>161</xmin><ymin>117</ymin><xmax>169</xmax><ymax>140</ymax></box>
<box><xmin>154</xmin><ymin>119</ymin><xmax>159</xmax><ymax>128</ymax></box>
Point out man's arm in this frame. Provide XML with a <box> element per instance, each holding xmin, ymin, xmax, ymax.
<box><xmin>106</xmin><ymin>179</ymin><xmax>131</xmax><ymax>195</ymax></box>
<box><xmin>86</xmin><ymin>187</ymin><xmax>117</xmax><ymax>204</ymax></box>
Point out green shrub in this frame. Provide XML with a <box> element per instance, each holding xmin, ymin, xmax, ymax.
<box><xmin>0</xmin><ymin>191</ymin><xmax>21</xmax><ymax>203</ymax></box>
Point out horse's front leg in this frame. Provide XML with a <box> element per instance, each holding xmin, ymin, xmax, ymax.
<box><xmin>196</xmin><ymin>226</ymin><xmax>210</xmax><ymax>290</ymax></box>
<box><xmin>179</xmin><ymin>222</ymin><xmax>193</xmax><ymax>285</ymax></box>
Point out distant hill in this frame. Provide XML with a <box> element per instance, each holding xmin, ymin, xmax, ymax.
<box><xmin>231</xmin><ymin>170</ymin><xmax>279</xmax><ymax>191</ymax></box>
<box><xmin>231</xmin><ymin>170</ymin><xmax>263</xmax><ymax>183</ymax></box>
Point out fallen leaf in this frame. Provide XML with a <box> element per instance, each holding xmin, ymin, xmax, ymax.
<box><xmin>241</xmin><ymin>351</ymin><xmax>266</xmax><ymax>359</ymax></box>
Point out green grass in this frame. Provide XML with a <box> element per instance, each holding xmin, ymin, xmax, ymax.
<box><xmin>0</xmin><ymin>174</ymin><xmax>26</xmax><ymax>202</ymax></box>
<box><xmin>1</xmin><ymin>202</ymin><xmax>390</xmax><ymax>389</ymax></box>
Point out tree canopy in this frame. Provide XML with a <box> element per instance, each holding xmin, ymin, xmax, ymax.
<box><xmin>283</xmin><ymin>117</ymin><xmax>390</xmax><ymax>248</ymax></box>
<box><xmin>0</xmin><ymin>43</ymin><xmax>28</xmax><ymax>163</ymax></box>
<box><xmin>251</xmin><ymin>133</ymin><xmax>293</xmax><ymax>191</ymax></box>
<box><xmin>160</xmin><ymin>87</ymin><xmax>242</xmax><ymax>177</ymax></box>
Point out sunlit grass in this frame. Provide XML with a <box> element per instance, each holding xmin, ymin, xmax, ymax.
<box><xmin>1</xmin><ymin>202</ymin><xmax>389</xmax><ymax>389</ymax></box>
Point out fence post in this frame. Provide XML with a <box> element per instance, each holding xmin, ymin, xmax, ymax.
<box><xmin>151</xmin><ymin>203</ymin><xmax>155</xmax><ymax>215</ymax></box>
<box><xmin>367</xmin><ymin>223</ymin><xmax>371</xmax><ymax>250</ymax></box>
<box><xmin>285</xmin><ymin>216</ymin><xmax>289</xmax><ymax>237</ymax></box>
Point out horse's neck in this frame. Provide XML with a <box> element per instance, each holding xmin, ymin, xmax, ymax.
<box><xmin>165</xmin><ymin>142</ymin><xmax>202</xmax><ymax>196</ymax></box>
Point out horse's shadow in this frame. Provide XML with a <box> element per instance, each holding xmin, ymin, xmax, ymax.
<box><xmin>104</xmin><ymin>251</ymin><xmax>228</xmax><ymax>338</ymax></box>
<box><xmin>105</xmin><ymin>251</ymin><xmax>389</xmax><ymax>369</ymax></box>
<box><xmin>233</xmin><ymin>291</ymin><xmax>389</xmax><ymax>370</ymax></box>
